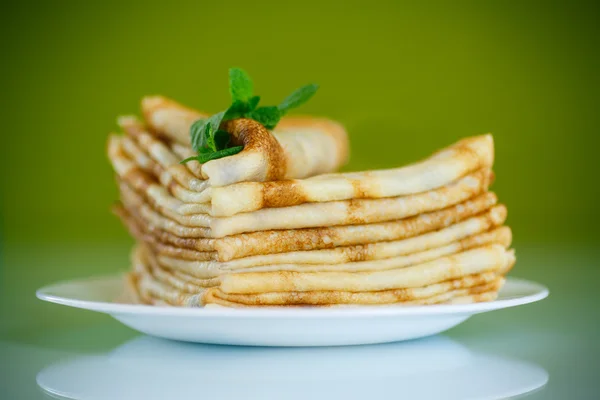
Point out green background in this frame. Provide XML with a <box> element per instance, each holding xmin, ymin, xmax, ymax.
<box><xmin>1</xmin><ymin>0</ymin><xmax>599</xmax><ymax>244</ymax></box>
<box><xmin>2</xmin><ymin>0</ymin><xmax>599</xmax><ymax>324</ymax></box>
<box><xmin>1</xmin><ymin>1</ymin><xmax>599</xmax><ymax>397</ymax></box>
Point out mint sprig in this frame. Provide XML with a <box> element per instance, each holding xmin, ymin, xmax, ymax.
<box><xmin>181</xmin><ymin>68</ymin><xmax>319</xmax><ymax>164</ymax></box>
<box><xmin>181</xmin><ymin>146</ymin><xmax>244</xmax><ymax>164</ymax></box>
<box><xmin>249</xmin><ymin>106</ymin><xmax>280</xmax><ymax>130</ymax></box>
<box><xmin>278</xmin><ymin>84</ymin><xmax>319</xmax><ymax>114</ymax></box>
<box><xmin>229</xmin><ymin>68</ymin><xmax>254</xmax><ymax>103</ymax></box>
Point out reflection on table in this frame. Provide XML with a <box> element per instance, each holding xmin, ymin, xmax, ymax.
<box><xmin>37</xmin><ymin>335</ymin><xmax>547</xmax><ymax>400</ymax></box>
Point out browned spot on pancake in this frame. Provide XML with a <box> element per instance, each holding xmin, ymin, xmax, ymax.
<box><xmin>350</xmin><ymin>179</ymin><xmax>370</xmax><ymax>198</ymax></box>
<box><xmin>466</xmin><ymin>280</ymin><xmax>501</xmax><ymax>295</ymax></box>
<box><xmin>340</xmin><ymin>244</ymin><xmax>371</xmax><ymax>262</ymax></box>
<box><xmin>122</xmin><ymin>167</ymin><xmax>157</xmax><ymax>193</ymax></box>
<box><xmin>485</xmin><ymin>204</ymin><xmax>507</xmax><ymax>227</ymax></box>
<box><xmin>222</xmin><ymin>118</ymin><xmax>286</xmax><ymax>181</ymax></box>
<box><xmin>474</xmin><ymin>170</ymin><xmax>489</xmax><ymax>193</ymax></box>
<box><xmin>149</xmin><ymin>161</ymin><xmax>164</xmax><ymax>180</ymax></box>
<box><xmin>272</xmin><ymin>270</ymin><xmax>298</xmax><ymax>292</ymax></box>
<box><xmin>456</xmin><ymin>169</ymin><xmax>492</xmax><ymax>198</ymax></box>
<box><xmin>483</xmin><ymin>169</ymin><xmax>494</xmax><ymax>190</ymax></box>
<box><xmin>453</xmin><ymin>142</ymin><xmax>482</xmax><ymax>168</ymax></box>
<box><xmin>153</xmin><ymin>242</ymin><xmax>214</xmax><ymax>261</ymax></box>
<box><xmin>469</xmin><ymin>293</ymin><xmax>495</xmax><ymax>303</ymax></box>
<box><xmin>488</xmin><ymin>170</ymin><xmax>496</xmax><ymax>186</ymax></box>
<box><xmin>444</xmin><ymin>253</ymin><xmax>464</xmax><ymax>280</ymax></box>
<box><xmin>218</xmin><ymin>226</ymin><xmax>339</xmax><ymax>261</ymax></box>
<box><xmin>166</xmin><ymin>179</ymin><xmax>178</xmax><ymax>195</ymax></box>
<box><xmin>346</xmin><ymin>199</ymin><xmax>367</xmax><ymax>225</ymax></box>
<box><xmin>120</xmin><ymin>118</ymin><xmax>146</xmax><ymax>138</ymax></box>
<box><xmin>261</xmin><ymin>180</ymin><xmax>308</xmax><ymax>208</ymax></box>
<box><xmin>456</xmin><ymin>226</ymin><xmax>511</xmax><ymax>253</ymax></box>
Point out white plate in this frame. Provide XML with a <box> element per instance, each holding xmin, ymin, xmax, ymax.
<box><xmin>37</xmin><ymin>335</ymin><xmax>548</xmax><ymax>400</ymax></box>
<box><xmin>36</xmin><ymin>275</ymin><xmax>548</xmax><ymax>346</ymax></box>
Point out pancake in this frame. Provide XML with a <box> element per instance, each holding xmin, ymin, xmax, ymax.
<box><xmin>119</xmin><ymin>202</ymin><xmax>507</xmax><ymax>267</ymax></box>
<box><xmin>204</xmin><ymin>274</ymin><xmax>505</xmax><ymax>306</ymax></box>
<box><xmin>115</xmin><ymin>191</ymin><xmax>499</xmax><ymax>261</ymax></box>
<box><xmin>107</xmin><ymin>94</ymin><xmax>515</xmax><ymax>309</ymax></box>
<box><xmin>118</xmin><ymin>117</ymin><xmax>208</xmax><ymax>192</ymax></box>
<box><xmin>216</xmin><ymin>244</ymin><xmax>514</xmax><ymax>294</ymax></box>
<box><xmin>145</xmin><ymin>217</ymin><xmax>510</xmax><ymax>279</ymax></box>
<box><xmin>133</xmin><ymin>265</ymin><xmax>505</xmax><ymax>307</ymax></box>
<box><xmin>132</xmin><ymin>228</ymin><xmax>509</xmax><ymax>301</ymax></box>
<box><xmin>140</xmin><ymin>282</ymin><xmax>502</xmax><ymax>307</ymax></box>
<box><xmin>139</xmin><ymin>96</ymin><xmax>349</xmax><ymax>186</ymax></box>
<box><xmin>208</xmin><ymin>134</ymin><xmax>494</xmax><ymax>216</ymax></box>
<box><xmin>139</xmin><ymin>227</ymin><xmax>510</xmax><ymax>284</ymax></box>
<box><xmin>110</xmin><ymin>135</ymin><xmax>495</xmax><ymax>233</ymax></box>
<box><xmin>116</xmin><ymin>169</ymin><xmax>493</xmax><ymax>237</ymax></box>
<box><xmin>111</xmin><ymin>133</ymin><xmax>212</xmax><ymax>203</ymax></box>
<box><xmin>110</xmin><ymin>129</ymin><xmax>493</xmax><ymax>217</ymax></box>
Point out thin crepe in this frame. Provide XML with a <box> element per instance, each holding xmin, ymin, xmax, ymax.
<box><xmin>204</xmin><ymin>274</ymin><xmax>505</xmax><ymax>306</ymax></box>
<box><xmin>108</xmin><ymin>135</ymin><xmax>210</xmax><ymax>213</ymax></box>
<box><xmin>116</xmin><ymin>192</ymin><xmax>499</xmax><ymax>261</ymax></box>
<box><xmin>118</xmin><ymin>117</ymin><xmax>208</xmax><ymax>192</ymax></box>
<box><xmin>136</xmin><ymin>281</ymin><xmax>501</xmax><ymax>307</ymax></box>
<box><xmin>148</xmin><ymin>208</ymin><xmax>509</xmax><ymax>278</ymax></box>
<box><xmin>201</xmin><ymin>289</ymin><xmax>502</xmax><ymax>307</ymax></box>
<box><xmin>216</xmin><ymin>244</ymin><xmax>514</xmax><ymax>293</ymax></box>
<box><xmin>117</xmin><ymin>169</ymin><xmax>493</xmax><ymax>237</ymax></box>
<box><xmin>208</xmin><ymin>134</ymin><xmax>494</xmax><ymax>216</ymax></box>
<box><xmin>139</xmin><ymin>96</ymin><xmax>349</xmax><ymax>186</ymax></box>
<box><xmin>117</xmin><ymin>197</ymin><xmax>504</xmax><ymax>266</ymax></box>
<box><xmin>145</xmin><ymin>227</ymin><xmax>510</xmax><ymax>280</ymax></box>
<box><xmin>110</xmin><ymin>135</ymin><xmax>495</xmax><ymax>228</ymax></box>
<box><xmin>131</xmin><ymin>244</ymin><xmax>507</xmax><ymax>307</ymax></box>
<box><xmin>111</xmin><ymin>126</ymin><xmax>493</xmax><ymax>217</ymax></box>
<box><xmin>112</xmin><ymin>133</ymin><xmax>212</xmax><ymax>204</ymax></box>
<box><xmin>135</xmin><ymin>226</ymin><xmax>510</xmax><ymax>294</ymax></box>
<box><xmin>133</xmin><ymin>263</ymin><xmax>504</xmax><ymax>307</ymax></box>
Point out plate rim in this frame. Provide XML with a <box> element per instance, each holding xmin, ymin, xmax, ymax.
<box><xmin>36</xmin><ymin>274</ymin><xmax>548</xmax><ymax>318</ymax></box>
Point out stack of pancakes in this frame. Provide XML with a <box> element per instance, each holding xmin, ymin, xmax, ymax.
<box><xmin>109</xmin><ymin>96</ymin><xmax>514</xmax><ymax>307</ymax></box>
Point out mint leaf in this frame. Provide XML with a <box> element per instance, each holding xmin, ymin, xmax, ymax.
<box><xmin>224</xmin><ymin>100</ymin><xmax>250</xmax><ymax>120</ymax></box>
<box><xmin>198</xmin><ymin>146</ymin><xmax>243</xmax><ymax>162</ymax></box>
<box><xmin>248</xmin><ymin>95</ymin><xmax>260</xmax><ymax>111</ymax></box>
<box><xmin>249</xmin><ymin>106</ymin><xmax>281</xmax><ymax>129</ymax></box>
<box><xmin>185</xmin><ymin>68</ymin><xmax>320</xmax><ymax>164</ymax></box>
<box><xmin>278</xmin><ymin>83</ymin><xmax>319</xmax><ymax>114</ymax></box>
<box><xmin>224</xmin><ymin>96</ymin><xmax>261</xmax><ymax>120</ymax></box>
<box><xmin>180</xmin><ymin>146</ymin><xmax>244</xmax><ymax>164</ymax></box>
<box><xmin>207</xmin><ymin>111</ymin><xmax>225</xmax><ymax>134</ymax></box>
<box><xmin>214</xmin><ymin>130</ymin><xmax>231</xmax><ymax>150</ymax></box>
<box><xmin>204</xmin><ymin>124</ymin><xmax>216</xmax><ymax>151</ymax></box>
<box><xmin>229</xmin><ymin>68</ymin><xmax>253</xmax><ymax>103</ymax></box>
<box><xmin>191</xmin><ymin>112</ymin><xmax>225</xmax><ymax>152</ymax></box>
<box><xmin>190</xmin><ymin>118</ymin><xmax>206</xmax><ymax>150</ymax></box>
<box><xmin>180</xmin><ymin>155</ymin><xmax>200</xmax><ymax>164</ymax></box>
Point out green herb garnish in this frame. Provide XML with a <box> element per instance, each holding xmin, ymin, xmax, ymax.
<box><xmin>181</xmin><ymin>68</ymin><xmax>318</xmax><ymax>164</ymax></box>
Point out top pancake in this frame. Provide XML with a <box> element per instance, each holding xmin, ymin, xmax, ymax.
<box><xmin>135</xmin><ymin>96</ymin><xmax>349</xmax><ymax>187</ymax></box>
<box><xmin>109</xmin><ymin>127</ymin><xmax>494</xmax><ymax>217</ymax></box>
